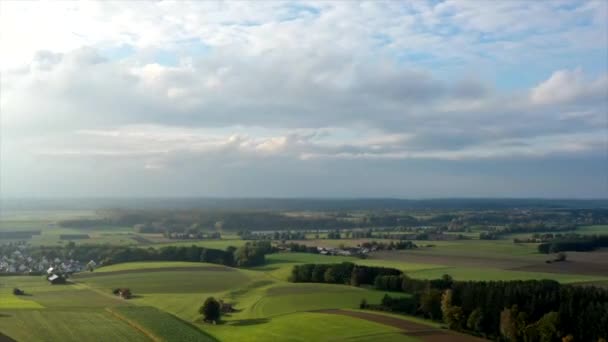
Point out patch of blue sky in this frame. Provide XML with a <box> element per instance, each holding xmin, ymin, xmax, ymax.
<box><xmin>151</xmin><ymin>38</ymin><xmax>210</xmax><ymax>66</ymax></box>
<box><xmin>177</xmin><ymin>38</ymin><xmax>211</xmax><ymax>56</ymax></box>
<box><xmin>153</xmin><ymin>49</ymin><xmax>179</xmax><ymax>66</ymax></box>
<box><xmin>494</xmin><ymin>50</ymin><xmax>607</xmax><ymax>90</ymax></box>
<box><xmin>220</xmin><ymin>20</ymin><xmax>261</xmax><ymax>27</ymax></box>
<box><xmin>279</xmin><ymin>3</ymin><xmax>321</xmax><ymax>22</ymax></box>
<box><xmin>372</xmin><ymin>33</ymin><xmax>393</xmax><ymax>48</ymax></box>
<box><xmin>102</xmin><ymin>44</ymin><xmax>135</xmax><ymax>61</ymax></box>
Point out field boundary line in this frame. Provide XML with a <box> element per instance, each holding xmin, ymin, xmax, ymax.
<box><xmin>105</xmin><ymin>307</ymin><xmax>161</xmax><ymax>342</ymax></box>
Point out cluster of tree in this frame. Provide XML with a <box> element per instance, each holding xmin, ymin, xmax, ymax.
<box><xmin>326</xmin><ymin>230</ymin><xmax>342</xmax><ymax>239</ymax></box>
<box><xmin>199</xmin><ymin>297</ymin><xmax>221</xmax><ymax>323</ymax></box>
<box><xmin>289</xmin><ymin>262</ymin><xmax>401</xmax><ymax>286</ymax></box>
<box><xmin>483</xmin><ymin>223</ymin><xmax>578</xmax><ymax>238</ymax></box>
<box><xmin>60</xmin><ymin>209</ymin><xmax>366</xmax><ymax>232</ymax></box>
<box><xmin>278</xmin><ymin>242</ymin><xmax>319</xmax><ymax>254</ymax></box>
<box><xmin>537</xmin><ymin>234</ymin><xmax>608</xmax><ymax>253</ymax></box>
<box><xmin>373</xmin><ymin>275</ymin><xmax>608</xmax><ymax>341</ymax></box>
<box><xmin>351</xmin><ymin>230</ymin><xmax>374</xmax><ymax>238</ymax></box>
<box><xmin>162</xmin><ymin>231</ymin><xmax>221</xmax><ymax>240</ymax></box>
<box><xmin>513</xmin><ymin>232</ymin><xmax>565</xmax><ymax>243</ymax></box>
<box><xmin>237</xmin><ymin>231</ymin><xmax>307</xmax><ymax>240</ymax></box>
<box><xmin>0</xmin><ymin>230</ymin><xmax>41</xmax><ymax>239</ymax></box>
<box><xmin>325</xmin><ymin>229</ymin><xmax>376</xmax><ymax>239</ymax></box>
<box><xmin>56</xmin><ymin>207</ymin><xmax>608</xmax><ymax>237</ymax></box>
<box><xmin>374</xmin><ymin>232</ymin><xmax>464</xmax><ymax>241</ymax></box>
<box><xmin>112</xmin><ymin>288</ymin><xmax>132</xmax><ymax>299</ymax></box>
<box><xmin>234</xmin><ymin>241</ymin><xmax>274</xmax><ymax>267</ymax></box>
<box><xmin>446</xmin><ymin>208</ymin><xmax>608</xmax><ymax>227</ymax></box>
<box><xmin>479</xmin><ymin>232</ymin><xmax>499</xmax><ymax>240</ymax></box>
<box><xmin>30</xmin><ymin>243</ymin><xmax>270</xmax><ymax>268</ymax></box>
<box><xmin>359</xmin><ymin>214</ymin><xmax>418</xmax><ymax>227</ymax></box>
<box><xmin>359</xmin><ymin>240</ymin><xmax>417</xmax><ymax>251</ymax></box>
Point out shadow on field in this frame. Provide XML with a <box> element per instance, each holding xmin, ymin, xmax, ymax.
<box><xmin>0</xmin><ymin>332</ymin><xmax>16</xmax><ymax>342</ymax></box>
<box><xmin>228</xmin><ymin>318</ymin><xmax>270</xmax><ymax>326</ymax></box>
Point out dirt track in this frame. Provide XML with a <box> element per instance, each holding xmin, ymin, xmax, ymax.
<box><xmin>316</xmin><ymin>309</ymin><xmax>487</xmax><ymax>342</ymax></box>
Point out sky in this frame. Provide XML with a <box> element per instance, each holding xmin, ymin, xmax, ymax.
<box><xmin>0</xmin><ymin>0</ymin><xmax>607</xmax><ymax>198</ymax></box>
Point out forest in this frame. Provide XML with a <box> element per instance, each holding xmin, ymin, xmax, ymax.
<box><xmin>290</xmin><ymin>262</ymin><xmax>608</xmax><ymax>341</ymax></box>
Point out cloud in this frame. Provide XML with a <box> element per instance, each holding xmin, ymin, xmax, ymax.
<box><xmin>530</xmin><ymin>68</ymin><xmax>608</xmax><ymax>105</ymax></box>
<box><xmin>0</xmin><ymin>1</ymin><xmax>606</xmax><ymax>197</ymax></box>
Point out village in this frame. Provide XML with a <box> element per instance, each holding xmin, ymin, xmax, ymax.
<box><xmin>0</xmin><ymin>245</ymin><xmax>97</xmax><ymax>284</ymax></box>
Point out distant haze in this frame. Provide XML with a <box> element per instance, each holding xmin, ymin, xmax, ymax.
<box><xmin>1</xmin><ymin>1</ymin><xmax>607</xmax><ymax>198</ymax></box>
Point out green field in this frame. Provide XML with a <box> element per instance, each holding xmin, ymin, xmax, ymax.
<box><xmin>95</xmin><ymin>261</ymin><xmax>227</xmax><ymax>272</ymax></box>
<box><xmin>204</xmin><ymin>312</ymin><xmax>416</xmax><ymax>342</ymax></box>
<box><xmin>110</xmin><ymin>306</ymin><xmax>217</xmax><ymax>341</ymax></box>
<box><xmin>0</xmin><ymin>261</ymin><xmax>419</xmax><ymax>341</ymax></box>
<box><xmin>0</xmin><ymin>310</ymin><xmax>151</xmax><ymax>342</ymax></box>
<box><xmin>406</xmin><ymin>266</ymin><xmax>606</xmax><ymax>283</ymax></box>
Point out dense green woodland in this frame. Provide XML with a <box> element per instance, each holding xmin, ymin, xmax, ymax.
<box><xmin>537</xmin><ymin>234</ymin><xmax>608</xmax><ymax>253</ymax></box>
<box><xmin>290</xmin><ymin>262</ymin><xmax>608</xmax><ymax>341</ymax></box>
<box><xmin>4</xmin><ymin>241</ymin><xmax>273</xmax><ymax>270</ymax></box>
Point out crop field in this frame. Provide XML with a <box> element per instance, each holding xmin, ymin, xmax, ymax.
<box><xmin>0</xmin><ymin>310</ymin><xmax>151</xmax><ymax>342</ymax></box>
<box><xmin>77</xmin><ymin>268</ymin><xmax>250</xmax><ymax>294</ymax></box>
<box><xmin>0</xmin><ymin>260</ymin><xmax>431</xmax><ymax>341</ymax></box>
<box><xmin>109</xmin><ymin>306</ymin><xmax>216</xmax><ymax>342</ymax></box>
<box><xmin>204</xmin><ymin>312</ymin><xmax>417</xmax><ymax>342</ymax></box>
<box><xmin>251</xmin><ymin>284</ymin><xmax>402</xmax><ymax>317</ymax></box>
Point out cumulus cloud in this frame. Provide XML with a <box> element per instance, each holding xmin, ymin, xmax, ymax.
<box><xmin>0</xmin><ymin>1</ymin><xmax>606</xmax><ymax>197</ymax></box>
<box><xmin>530</xmin><ymin>68</ymin><xmax>608</xmax><ymax>105</ymax></box>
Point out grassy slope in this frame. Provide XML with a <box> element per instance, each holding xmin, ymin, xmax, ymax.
<box><xmin>110</xmin><ymin>306</ymin><xmax>217</xmax><ymax>342</ymax></box>
<box><xmin>0</xmin><ymin>276</ymin><xmax>147</xmax><ymax>342</ymax></box>
<box><xmin>95</xmin><ymin>261</ymin><xmax>226</xmax><ymax>272</ymax></box>
<box><xmin>0</xmin><ymin>310</ymin><xmax>151</xmax><ymax>342</ymax></box>
<box><xmin>204</xmin><ymin>312</ymin><xmax>417</xmax><ymax>342</ymax></box>
<box><xmin>77</xmin><ymin>261</ymin><xmax>419</xmax><ymax>341</ymax></box>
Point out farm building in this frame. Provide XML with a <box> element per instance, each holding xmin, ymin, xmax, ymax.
<box><xmin>47</xmin><ymin>274</ymin><xmax>66</xmax><ymax>285</ymax></box>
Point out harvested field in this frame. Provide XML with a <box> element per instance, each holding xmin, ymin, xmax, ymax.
<box><xmin>371</xmin><ymin>249</ymin><xmax>608</xmax><ymax>277</ymax></box>
<box><xmin>59</xmin><ymin>234</ymin><xmax>90</xmax><ymax>240</ymax></box>
<box><xmin>130</xmin><ymin>235</ymin><xmax>153</xmax><ymax>244</ymax></box>
<box><xmin>370</xmin><ymin>251</ymin><xmax>530</xmax><ymax>269</ymax></box>
<box><xmin>508</xmin><ymin>251</ymin><xmax>608</xmax><ymax>276</ymax></box>
<box><xmin>317</xmin><ymin>309</ymin><xmax>487</xmax><ymax>342</ymax></box>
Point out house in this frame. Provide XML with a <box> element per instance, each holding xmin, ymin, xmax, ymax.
<box><xmin>47</xmin><ymin>274</ymin><xmax>66</xmax><ymax>284</ymax></box>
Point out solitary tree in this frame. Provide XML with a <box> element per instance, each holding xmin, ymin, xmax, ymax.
<box><xmin>199</xmin><ymin>297</ymin><xmax>221</xmax><ymax>322</ymax></box>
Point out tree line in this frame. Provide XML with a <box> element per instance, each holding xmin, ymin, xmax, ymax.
<box><xmin>374</xmin><ymin>275</ymin><xmax>608</xmax><ymax>341</ymax></box>
<box><xmin>30</xmin><ymin>242</ymin><xmax>272</xmax><ymax>268</ymax></box>
<box><xmin>290</xmin><ymin>263</ymin><xmax>608</xmax><ymax>341</ymax></box>
<box><xmin>537</xmin><ymin>234</ymin><xmax>608</xmax><ymax>253</ymax></box>
<box><xmin>289</xmin><ymin>262</ymin><xmax>401</xmax><ymax>286</ymax></box>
